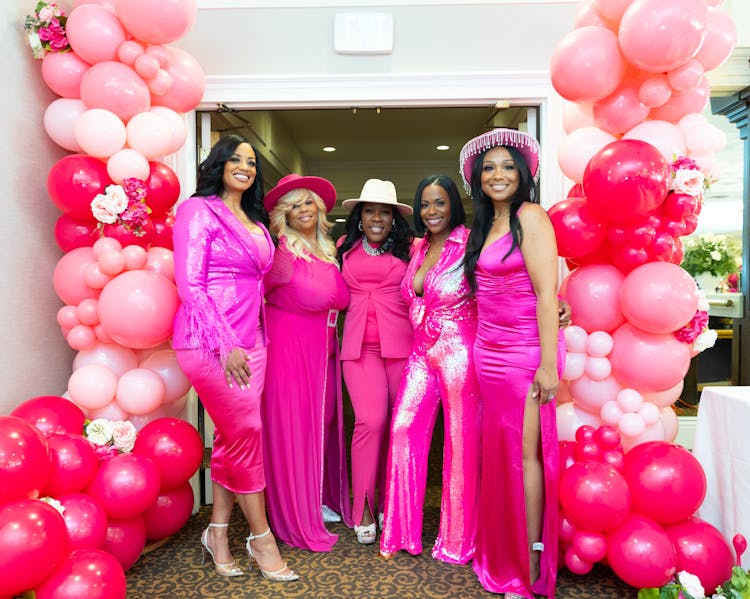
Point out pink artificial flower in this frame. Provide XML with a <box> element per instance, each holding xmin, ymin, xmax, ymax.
<box><xmin>120</xmin><ymin>202</ymin><xmax>150</xmax><ymax>231</ymax></box>
<box><xmin>672</xmin><ymin>156</ymin><xmax>700</xmax><ymax>172</ymax></box>
<box><xmin>674</xmin><ymin>310</ymin><xmax>709</xmax><ymax>344</ymax></box>
<box><xmin>94</xmin><ymin>444</ymin><xmax>119</xmax><ymax>461</ymax></box>
<box><xmin>38</xmin><ymin>18</ymin><xmax>68</xmax><ymax>51</ymax></box>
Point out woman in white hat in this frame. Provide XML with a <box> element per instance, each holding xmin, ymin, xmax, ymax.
<box><xmin>461</xmin><ymin>128</ymin><xmax>564</xmax><ymax>599</ymax></box>
<box><xmin>337</xmin><ymin>179</ymin><xmax>415</xmax><ymax>545</ymax></box>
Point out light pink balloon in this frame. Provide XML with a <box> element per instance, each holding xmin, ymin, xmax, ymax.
<box><xmin>610</xmin><ymin>323</ymin><xmax>691</xmax><ymax>392</ymax></box>
<box><xmin>684</xmin><ymin>122</ymin><xmax>726</xmax><ymax>156</ymax></box>
<box><xmin>616</xmin><ymin>388</ymin><xmax>644</xmax><ymax>412</ymax></box>
<box><xmin>639</xmin><ymin>402</ymin><xmax>660</xmax><ymax>426</ymax></box>
<box><xmin>600</xmin><ymin>400</ymin><xmax>623</xmax><ymax>425</ymax></box>
<box><xmin>649</xmin><ymin>78</ymin><xmax>711</xmax><ymax>124</ymax></box>
<box><xmin>667</xmin><ymin>59</ymin><xmax>704</xmax><ymax>92</ymax></box>
<box><xmin>570</xmin><ymin>374</ymin><xmax>622</xmax><ymax>413</ymax></box>
<box><xmin>94</xmin><ymin>324</ymin><xmax>114</xmax><ymax>344</ymax></box>
<box><xmin>140</xmin><ymin>350</ymin><xmax>191</xmax><ymax>404</ymax></box>
<box><xmin>107</xmin><ymin>148</ymin><xmax>150</xmax><ymax>183</ymax></box>
<box><xmin>551</xmin><ymin>26</ymin><xmax>626</xmax><ymax>103</ymax></box>
<box><xmin>116</xmin><ymin>40</ymin><xmax>144</xmax><ymax>66</ymax></box>
<box><xmin>121</xmin><ymin>245</ymin><xmax>149</xmax><ymax>271</ymax></box>
<box><xmin>621</xmin><ymin>419</ymin><xmax>666</xmax><ymax>452</ymax></box>
<box><xmin>586</xmin><ymin>331</ymin><xmax>614</xmax><ymax>357</ymax></box>
<box><xmin>563</xmin><ymin>352</ymin><xmax>587</xmax><ymax>381</ymax></box>
<box><xmin>693</xmin><ymin>7</ymin><xmax>737</xmax><ymax>72</ymax></box>
<box><xmin>58</xmin><ymin>305</ymin><xmax>81</xmax><ymax>329</ymax></box>
<box><xmin>126</xmin><ymin>112</ymin><xmax>172</xmax><ymax>160</ymax></box>
<box><xmin>41</xmin><ymin>51</ymin><xmax>90</xmax><ymax>98</ymax></box>
<box><xmin>66</xmin><ymin>3</ymin><xmax>127</xmax><ymax>64</ymax></box>
<box><xmin>574</xmin><ymin>0</ymin><xmax>611</xmax><ymax>28</ymax></box>
<box><xmin>642</xmin><ymin>380</ymin><xmax>684</xmax><ymax>409</ymax></box>
<box><xmin>80</xmin><ymin>61</ymin><xmax>151</xmax><ymax>123</ymax></box>
<box><xmin>147</xmin><ymin>69</ymin><xmax>172</xmax><ymax>97</ymax></box>
<box><xmin>116</xmin><ymin>368</ymin><xmax>166</xmax><ymax>415</ymax></box>
<box><xmin>128</xmin><ymin>407</ymin><xmax>169</xmax><ymax>431</ymax></box>
<box><xmin>618</xmin><ymin>0</ymin><xmax>708</xmax><ymax>73</ymax></box>
<box><xmin>585</xmin><ymin>356</ymin><xmax>612</xmax><ymax>381</ymax></box>
<box><xmin>565</xmin><ymin>265</ymin><xmax>626</xmax><ymax>333</ymax></box>
<box><xmin>595</xmin><ymin>0</ymin><xmax>633</xmax><ymax>24</ymax></box>
<box><xmin>93</xmin><ymin>237</ymin><xmax>123</xmax><ymax>257</ymax></box>
<box><xmin>558</xmin><ymin>126</ymin><xmax>617</xmax><ymax>183</ymax></box>
<box><xmin>164</xmin><ymin>395</ymin><xmax>188</xmax><ymax>418</ymax></box>
<box><xmin>149</xmin><ymin>107</ymin><xmax>186</xmax><ymax>155</ymax></box>
<box><xmin>73</xmin><ymin>341</ymin><xmax>139</xmax><ymax>378</ymax></box>
<box><xmin>564</xmin><ymin>325</ymin><xmax>589</xmax><ymax>353</ymax></box>
<box><xmin>73</xmin><ymin>0</ymin><xmax>116</xmax><ymax>10</ymax></box>
<box><xmin>562</xmin><ymin>101</ymin><xmax>595</xmax><ymax>134</ymax></box>
<box><xmin>145</xmin><ymin>46</ymin><xmax>170</xmax><ymax>68</ymax></box>
<box><xmin>77</xmin><ymin>298</ymin><xmax>100</xmax><ymax>326</ymax></box>
<box><xmin>619</xmin><ymin>412</ymin><xmax>646</xmax><ymax>438</ymax></box>
<box><xmin>145</xmin><ymin>247</ymin><xmax>175</xmax><ymax>281</ymax></box>
<box><xmin>68</xmin><ymin>364</ymin><xmax>118</xmax><ymax>410</ymax></box>
<box><xmin>151</xmin><ymin>46</ymin><xmax>205</xmax><ymax>113</ymax></box>
<box><xmin>623</xmin><ymin>120</ymin><xmax>686</xmax><ymax>164</ymax></box>
<box><xmin>557</xmin><ymin>402</ymin><xmax>603</xmax><ymax>441</ymax></box>
<box><xmin>44</xmin><ymin>99</ymin><xmax>86</xmax><ymax>152</ymax></box>
<box><xmin>53</xmin><ymin>247</ymin><xmax>99</xmax><ymax>306</ymax></box>
<box><xmin>134</xmin><ymin>54</ymin><xmax>160</xmax><ymax>80</ymax></box>
<box><xmin>619</xmin><ymin>262</ymin><xmax>698</xmax><ymax>334</ymax></box>
<box><xmin>89</xmin><ymin>400</ymin><xmax>129</xmax><ymax>421</ymax></box>
<box><xmin>660</xmin><ymin>407</ymin><xmax>679</xmax><ymax>442</ymax></box>
<box><xmin>84</xmin><ymin>263</ymin><xmax>114</xmax><ymax>290</ymax></box>
<box><xmin>113</xmin><ymin>0</ymin><xmax>196</xmax><ymax>45</ymax></box>
<box><xmin>97</xmin><ymin>250</ymin><xmax>126</xmax><ymax>276</ymax></box>
<box><xmin>593</xmin><ymin>83</ymin><xmax>650</xmax><ymax>136</ymax></box>
<box><xmin>75</xmin><ymin>108</ymin><xmax>127</xmax><ymax>159</ymax></box>
<box><xmin>68</xmin><ymin>325</ymin><xmax>97</xmax><ymax>351</ymax></box>
<box><xmin>639</xmin><ymin>76</ymin><xmax>672</xmax><ymax>108</ymax></box>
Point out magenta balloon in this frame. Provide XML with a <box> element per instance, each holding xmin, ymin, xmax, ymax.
<box><xmin>606</xmin><ymin>514</ymin><xmax>676</xmax><ymax>588</ymax></box>
<box><xmin>565</xmin><ymin>546</ymin><xmax>594</xmax><ymax>575</ymax></box>
<box><xmin>103</xmin><ymin>516</ymin><xmax>146</xmax><ymax>571</ymax></box>
<box><xmin>47</xmin><ymin>154</ymin><xmax>112</xmax><ymax>220</ymax></box>
<box><xmin>548</xmin><ymin>197</ymin><xmax>607</xmax><ymax>259</ymax></box>
<box><xmin>133</xmin><ymin>417</ymin><xmax>203</xmax><ymax>490</ymax></box>
<box><xmin>54</xmin><ymin>214</ymin><xmax>98</xmax><ymax>252</ymax></box>
<box><xmin>610</xmin><ymin>323</ymin><xmax>691</xmax><ymax>392</ymax></box>
<box><xmin>665</xmin><ymin>517</ymin><xmax>733</xmax><ymax>592</ymax></box>
<box><xmin>11</xmin><ymin>395</ymin><xmax>85</xmax><ymax>438</ymax></box>
<box><xmin>41</xmin><ymin>51</ymin><xmax>90</xmax><ymax>98</ymax></box>
<box><xmin>582</xmin><ymin>139</ymin><xmax>670</xmax><ymax>224</ymax></box>
<box><xmin>693</xmin><ymin>7</ymin><xmax>737</xmax><ymax>71</ymax></box>
<box><xmin>86</xmin><ymin>453</ymin><xmax>161</xmax><ymax>519</ymax></box>
<box><xmin>572</xmin><ymin>530</ymin><xmax>607</xmax><ymax>563</ymax></box>
<box><xmin>43</xmin><ymin>434</ymin><xmax>99</xmax><ymax>496</ymax></box>
<box><xmin>550</xmin><ymin>26</ymin><xmax>626</xmax><ymax>103</ymax></box>
<box><xmin>559</xmin><ymin>461</ymin><xmax>631</xmax><ymax>532</ymax></box>
<box><xmin>0</xmin><ymin>500</ymin><xmax>69</xmax><ymax>596</ymax></box>
<box><xmin>65</xmin><ymin>3</ymin><xmax>127</xmax><ymax>64</ymax></box>
<box><xmin>151</xmin><ymin>46</ymin><xmax>205</xmax><ymax>113</ymax></box>
<box><xmin>0</xmin><ymin>417</ymin><xmax>51</xmax><ymax>503</ymax></box>
<box><xmin>623</xmin><ymin>441</ymin><xmax>706</xmax><ymax>524</ymax></box>
<box><xmin>80</xmin><ymin>61</ymin><xmax>151</xmax><ymax>123</ymax></box>
<box><xmin>57</xmin><ymin>493</ymin><xmax>108</xmax><ymax>549</ymax></box>
<box><xmin>145</xmin><ymin>161</ymin><xmax>180</xmax><ymax>216</ymax></box>
<box><xmin>34</xmin><ymin>548</ymin><xmax>127</xmax><ymax>599</ymax></box>
<box><xmin>618</xmin><ymin>0</ymin><xmax>708</xmax><ymax>73</ymax></box>
<box><xmin>113</xmin><ymin>0</ymin><xmax>196</xmax><ymax>45</ymax></box>
<box><xmin>565</xmin><ymin>264</ymin><xmax>626</xmax><ymax>333</ymax></box>
<box><xmin>101</xmin><ymin>219</ymin><xmax>155</xmax><ymax>250</ymax></box>
<box><xmin>143</xmin><ymin>481</ymin><xmax>194</xmax><ymax>540</ymax></box>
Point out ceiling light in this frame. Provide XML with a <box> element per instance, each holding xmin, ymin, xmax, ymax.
<box><xmin>335</xmin><ymin>218</ymin><xmax>347</xmax><ymax>223</ymax></box>
<box><xmin>323</xmin><ymin>146</ymin><xmax>336</xmax><ymax>152</ymax></box>
<box><xmin>436</xmin><ymin>145</ymin><xmax>450</xmax><ymax>151</ymax></box>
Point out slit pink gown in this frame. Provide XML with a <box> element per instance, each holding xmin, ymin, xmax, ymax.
<box><xmin>262</xmin><ymin>239</ymin><xmax>352</xmax><ymax>552</ymax></box>
<box><xmin>472</xmin><ymin>232</ymin><xmax>564</xmax><ymax>598</ymax></box>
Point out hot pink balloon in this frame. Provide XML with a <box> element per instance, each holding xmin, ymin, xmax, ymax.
<box><xmin>606</xmin><ymin>514</ymin><xmax>676</xmax><ymax>588</ymax></box>
<box><xmin>57</xmin><ymin>493</ymin><xmax>108</xmax><ymax>549</ymax></box>
<box><xmin>145</xmin><ymin>161</ymin><xmax>181</xmax><ymax>216</ymax></box>
<box><xmin>80</xmin><ymin>61</ymin><xmax>150</xmax><ymax>123</ymax></box>
<box><xmin>115</xmin><ymin>368</ymin><xmax>166</xmax><ymax>415</ymax></box>
<box><xmin>113</xmin><ymin>0</ymin><xmax>196</xmax><ymax>45</ymax></box>
<box><xmin>549</xmin><ymin>197</ymin><xmax>606</xmax><ymax>259</ymax></box>
<box><xmin>560</xmin><ymin>461</ymin><xmax>631</xmax><ymax>532</ymax></box>
<box><xmin>47</xmin><ymin>155</ymin><xmax>112</xmax><ymax>221</ymax></box>
<box><xmin>41</xmin><ymin>51</ymin><xmax>90</xmax><ymax>98</ymax></box>
<box><xmin>55</xmin><ymin>215</ymin><xmax>98</xmax><ymax>253</ymax></box>
<box><xmin>73</xmin><ymin>341</ymin><xmax>138</xmax><ymax>378</ymax></box>
<box><xmin>151</xmin><ymin>46</ymin><xmax>205</xmax><ymax>113</ymax></box>
<box><xmin>573</xmin><ymin>529</ymin><xmax>607</xmax><ymax>563</ymax></box>
<box><xmin>103</xmin><ymin>516</ymin><xmax>146</xmax><ymax>571</ymax></box>
<box><xmin>44</xmin><ymin>98</ymin><xmax>86</xmax><ymax>152</ymax></box>
<box><xmin>65</xmin><ymin>4</ymin><xmax>127</xmax><ymax>65</ymax></box>
<box><xmin>565</xmin><ymin>264</ymin><xmax>626</xmax><ymax>333</ymax></box>
<box><xmin>67</xmin><ymin>364</ymin><xmax>118</xmax><ymax>410</ymax></box>
<box><xmin>565</xmin><ymin>546</ymin><xmax>593</xmax><ymax>575</ymax></box>
<box><xmin>550</xmin><ymin>26</ymin><xmax>626</xmax><ymax>103</ymax></box>
<box><xmin>143</xmin><ymin>481</ymin><xmax>194</xmax><ymax>540</ymax></box>
<box><xmin>618</xmin><ymin>0</ymin><xmax>707</xmax><ymax>73</ymax></box>
<box><xmin>86</xmin><ymin>453</ymin><xmax>161</xmax><ymax>519</ymax></box>
<box><xmin>694</xmin><ymin>7</ymin><xmax>737</xmax><ymax>71</ymax></box>
<box><xmin>610</xmin><ymin>323</ymin><xmax>691</xmax><ymax>391</ymax></box>
<box><xmin>133</xmin><ymin>417</ymin><xmax>202</xmax><ymax>490</ymax></box>
<box><xmin>11</xmin><ymin>395</ymin><xmax>85</xmax><ymax>438</ymax></box>
<box><xmin>0</xmin><ymin>417</ymin><xmax>51</xmax><ymax>503</ymax></box>
<box><xmin>666</xmin><ymin>517</ymin><xmax>733</xmax><ymax>592</ymax></box>
<box><xmin>34</xmin><ymin>548</ymin><xmax>127</xmax><ymax>599</ymax></box>
<box><xmin>44</xmin><ymin>434</ymin><xmax>99</xmax><ymax>496</ymax></box>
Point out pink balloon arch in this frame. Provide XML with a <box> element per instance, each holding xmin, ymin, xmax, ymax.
<box><xmin>551</xmin><ymin>0</ymin><xmax>740</xmax><ymax>591</ymax></box>
<box><xmin>2</xmin><ymin>0</ymin><xmax>205</xmax><ymax>595</ymax></box>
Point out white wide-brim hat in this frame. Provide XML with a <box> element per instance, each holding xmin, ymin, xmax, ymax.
<box><xmin>342</xmin><ymin>178</ymin><xmax>413</xmax><ymax>216</ymax></box>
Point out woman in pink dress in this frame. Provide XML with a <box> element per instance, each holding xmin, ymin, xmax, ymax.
<box><xmin>337</xmin><ymin>179</ymin><xmax>415</xmax><ymax>545</ymax></box>
<box><xmin>262</xmin><ymin>174</ymin><xmax>352</xmax><ymax>552</ymax></box>
<box><xmin>172</xmin><ymin>135</ymin><xmax>297</xmax><ymax>582</ymax></box>
<box><xmin>461</xmin><ymin>129</ymin><xmax>564</xmax><ymax>598</ymax></box>
<box><xmin>380</xmin><ymin>174</ymin><xmax>481</xmax><ymax>564</ymax></box>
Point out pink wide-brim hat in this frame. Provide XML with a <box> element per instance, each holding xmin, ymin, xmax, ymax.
<box><xmin>458</xmin><ymin>128</ymin><xmax>540</xmax><ymax>193</ymax></box>
<box><xmin>264</xmin><ymin>173</ymin><xmax>336</xmax><ymax>213</ymax></box>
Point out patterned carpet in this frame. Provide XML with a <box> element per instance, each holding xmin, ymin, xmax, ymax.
<box><xmin>125</xmin><ymin>487</ymin><xmax>636</xmax><ymax>599</ymax></box>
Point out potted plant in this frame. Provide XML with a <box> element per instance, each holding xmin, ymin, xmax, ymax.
<box><xmin>680</xmin><ymin>233</ymin><xmax>740</xmax><ymax>292</ymax></box>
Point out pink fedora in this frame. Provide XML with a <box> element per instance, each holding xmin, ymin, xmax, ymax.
<box><xmin>458</xmin><ymin>128</ymin><xmax>540</xmax><ymax>193</ymax></box>
<box><xmin>264</xmin><ymin>173</ymin><xmax>336</xmax><ymax>213</ymax></box>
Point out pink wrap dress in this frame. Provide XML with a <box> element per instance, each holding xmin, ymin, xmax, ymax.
<box><xmin>472</xmin><ymin>231</ymin><xmax>565</xmax><ymax>597</ymax></box>
<box><xmin>262</xmin><ymin>239</ymin><xmax>352</xmax><ymax>552</ymax></box>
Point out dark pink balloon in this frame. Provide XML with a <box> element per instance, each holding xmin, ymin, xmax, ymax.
<box><xmin>47</xmin><ymin>154</ymin><xmax>112</xmax><ymax>220</ymax></box>
<box><xmin>150</xmin><ymin>213</ymin><xmax>175</xmax><ymax>250</ymax></box>
<box><xmin>54</xmin><ymin>214</ymin><xmax>99</xmax><ymax>252</ymax></box>
<box><xmin>666</xmin><ymin>517</ymin><xmax>733</xmax><ymax>592</ymax></box>
<box><xmin>103</xmin><ymin>516</ymin><xmax>146</xmax><ymax>571</ymax></box>
<box><xmin>607</xmin><ymin>514</ymin><xmax>676</xmax><ymax>587</ymax></box>
<box><xmin>57</xmin><ymin>493</ymin><xmax>108</xmax><ymax>549</ymax></box>
<box><xmin>133</xmin><ymin>417</ymin><xmax>203</xmax><ymax>490</ymax></box>
<box><xmin>548</xmin><ymin>197</ymin><xmax>606</xmax><ymax>259</ymax></box>
<box><xmin>143</xmin><ymin>481</ymin><xmax>194</xmax><ymax>541</ymax></box>
<box><xmin>86</xmin><ymin>453</ymin><xmax>161</xmax><ymax>519</ymax></box>
<box><xmin>34</xmin><ymin>548</ymin><xmax>126</xmax><ymax>599</ymax></box>
<box><xmin>0</xmin><ymin>416</ymin><xmax>51</xmax><ymax>503</ymax></box>
<box><xmin>559</xmin><ymin>461</ymin><xmax>631</xmax><ymax>532</ymax></box>
<box><xmin>11</xmin><ymin>395</ymin><xmax>86</xmax><ymax>439</ymax></box>
<box><xmin>145</xmin><ymin>162</ymin><xmax>180</xmax><ymax>216</ymax></box>
<box><xmin>101</xmin><ymin>219</ymin><xmax>155</xmax><ymax>250</ymax></box>
<box><xmin>43</xmin><ymin>434</ymin><xmax>99</xmax><ymax>496</ymax></box>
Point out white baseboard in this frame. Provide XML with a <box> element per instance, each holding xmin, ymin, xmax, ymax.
<box><xmin>676</xmin><ymin>416</ymin><xmax>697</xmax><ymax>450</ymax></box>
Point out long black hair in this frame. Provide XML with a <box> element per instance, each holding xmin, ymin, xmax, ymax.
<box><xmin>337</xmin><ymin>202</ymin><xmax>414</xmax><ymax>265</ymax></box>
<box><xmin>412</xmin><ymin>175</ymin><xmax>465</xmax><ymax>236</ymax></box>
<box><xmin>193</xmin><ymin>134</ymin><xmax>269</xmax><ymax>227</ymax></box>
<box><xmin>463</xmin><ymin>145</ymin><xmax>537</xmax><ymax>293</ymax></box>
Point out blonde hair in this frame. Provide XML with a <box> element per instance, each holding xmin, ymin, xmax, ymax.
<box><xmin>269</xmin><ymin>189</ymin><xmax>338</xmax><ymax>264</ymax></box>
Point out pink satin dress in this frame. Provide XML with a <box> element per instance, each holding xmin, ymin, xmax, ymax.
<box><xmin>380</xmin><ymin>225</ymin><xmax>481</xmax><ymax>564</ymax></box>
<box><xmin>472</xmin><ymin>232</ymin><xmax>564</xmax><ymax>597</ymax></box>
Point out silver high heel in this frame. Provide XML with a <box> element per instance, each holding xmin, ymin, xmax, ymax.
<box><xmin>200</xmin><ymin>523</ymin><xmax>244</xmax><ymax>577</ymax></box>
<box><xmin>245</xmin><ymin>528</ymin><xmax>299</xmax><ymax>582</ymax></box>
<box><xmin>354</xmin><ymin>523</ymin><xmax>377</xmax><ymax>544</ymax></box>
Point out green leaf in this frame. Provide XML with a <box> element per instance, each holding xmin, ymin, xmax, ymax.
<box><xmin>638</xmin><ymin>589</ymin><xmax>660</xmax><ymax>599</ymax></box>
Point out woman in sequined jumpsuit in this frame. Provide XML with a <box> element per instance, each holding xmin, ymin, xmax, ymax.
<box><xmin>379</xmin><ymin>174</ymin><xmax>481</xmax><ymax>564</ymax></box>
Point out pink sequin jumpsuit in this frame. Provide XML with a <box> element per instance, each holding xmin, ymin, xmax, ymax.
<box><xmin>380</xmin><ymin>224</ymin><xmax>481</xmax><ymax>564</ymax></box>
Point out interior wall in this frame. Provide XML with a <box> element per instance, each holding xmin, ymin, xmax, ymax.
<box><xmin>0</xmin><ymin>3</ymin><xmax>75</xmax><ymax>415</ymax></box>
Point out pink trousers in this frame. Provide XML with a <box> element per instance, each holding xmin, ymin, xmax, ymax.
<box><xmin>343</xmin><ymin>343</ymin><xmax>406</xmax><ymax>525</ymax></box>
<box><xmin>380</xmin><ymin>320</ymin><xmax>481</xmax><ymax>564</ymax></box>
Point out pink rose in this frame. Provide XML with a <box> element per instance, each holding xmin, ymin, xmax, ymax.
<box><xmin>672</xmin><ymin>156</ymin><xmax>699</xmax><ymax>172</ymax></box>
<box><xmin>94</xmin><ymin>444</ymin><xmax>119</xmax><ymax>461</ymax></box>
<box><xmin>672</xmin><ymin>169</ymin><xmax>705</xmax><ymax>197</ymax></box>
<box><xmin>111</xmin><ymin>420</ymin><xmax>137</xmax><ymax>453</ymax></box>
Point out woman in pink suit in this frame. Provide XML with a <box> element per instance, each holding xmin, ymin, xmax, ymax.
<box><xmin>262</xmin><ymin>174</ymin><xmax>352</xmax><ymax>552</ymax></box>
<box><xmin>337</xmin><ymin>179</ymin><xmax>415</xmax><ymax>545</ymax></box>
<box><xmin>172</xmin><ymin>135</ymin><xmax>297</xmax><ymax>582</ymax></box>
<box><xmin>461</xmin><ymin>129</ymin><xmax>564</xmax><ymax>598</ymax></box>
<box><xmin>379</xmin><ymin>174</ymin><xmax>481</xmax><ymax>564</ymax></box>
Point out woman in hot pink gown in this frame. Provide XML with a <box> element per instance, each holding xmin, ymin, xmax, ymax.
<box><xmin>261</xmin><ymin>174</ymin><xmax>352</xmax><ymax>552</ymax></box>
<box><xmin>461</xmin><ymin>129</ymin><xmax>564</xmax><ymax>598</ymax></box>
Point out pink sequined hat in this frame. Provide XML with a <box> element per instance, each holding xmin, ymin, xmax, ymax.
<box><xmin>458</xmin><ymin>128</ymin><xmax>540</xmax><ymax>193</ymax></box>
<box><xmin>264</xmin><ymin>173</ymin><xmax>336</xmax><ymax>213</ymax></box>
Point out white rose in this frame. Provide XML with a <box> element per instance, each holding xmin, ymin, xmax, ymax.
<box><xmin>693</xmin><ymin>329</ymin><xmax>718</xmax><ymax>354</ymax></box>
<box><xmin>677</xmin><ymin>571</ymin><xmax>705</xmax><ymax>599</ymax></box>
<box><xmin>86</xmin><ymin>418</ymin><xmax>114</xmax><ymax>446</ymax></box>
<box><xmin>111</xmin><ymin>421</ymin><xmax>137</xmax><ymax>453</ymax></box>
<box><xmin>710</xmin><ymin>250</ymin><xmax>722</xmax><ymax>261</ymax></box>
<box><xmin>672</xmin><ymin>169</ymin><xmax>705</xmax><ymax>197</ymax></box>
<box><xmin>90</xmin><ymin>194</ymin><xmax>120</xmax><ymax>224</ymax></box>
<box><xmin>104</xmin><ymin>185</ymin><xmax>129</xmax><ymax>213</ymax></box>
<box><xmin>38</xmin><ymin>6</ymin><xmax>54</xmax><ymax>22</ymax></box>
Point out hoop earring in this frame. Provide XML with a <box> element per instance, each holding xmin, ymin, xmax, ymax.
<box><xmin>391</xmin><ymin>221</ymin><xmax>398</xmax><ymax>232</ymax></box>
<box><xmin>357</xmin><ymin>221</ymin><xmax>363</xmax><ymax>231</ymax></box>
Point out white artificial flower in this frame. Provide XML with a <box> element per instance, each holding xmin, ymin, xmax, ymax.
<box><xmin>104</xmin><ymin>185</ymin><xmax>129</xmax><ymax>213</ymax></box>
<box><xmin>39</xmin><ymin>496</ymin><xmax>66</xmax><ymax>515</ymax></box>
<box><xmin>111</xmin><ymin>420</ymin><xmax>137</xmax><ymax>453</ymax></box>
<box><xmin>86</xmin><ymin>418</ymin><xmax>114</xmax><ymax>446</ymax></box>
<box><xmin>677</xmin><ymin>571</ymin><xmax>705</xmax><ymax>599</ymax></box>
<box><xmin>90</xmin><ymin>194</ymin><xmax>120</xmax><ymax>224</ymax></box>
<box><xmin>672</xmin><ymin>169</ymin><xmax>705</xmax><ymax>197</ymax></box>
<box><xmin>38</xmin><ymin>6</ymin><xmax>55</xmax><ymax>22</ymax></box>
<box><xmin>695</xmin><ymin>290</ymin><xmax>710</xmax><ymax>312</ymax></box>
<box><xmin>710</xmin><ymin>250</ymin><xmax>722</xmax><ymax>261</ymax></box>
<box><xmin>693</xmin><ymin>329</ymin><xmax>718</xmax><ymax>354</ymax></box>
<box><xmin>27</xmin><ymin>31</ymin><xmax>44</xmax><ymax>59</ymax></box>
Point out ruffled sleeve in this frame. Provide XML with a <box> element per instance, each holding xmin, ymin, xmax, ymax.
<box><xmin>173</xmin><ymin>198</ymin><xmax>240</xmax><ymax>362</ymax></box>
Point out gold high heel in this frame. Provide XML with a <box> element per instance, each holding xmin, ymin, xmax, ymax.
<box><xmin>200</xmin><ymin>523</ymin><xmax>244</xmax><ymax>577</ymax></box>
<box><xmin>245</xmin><ymin>528</ymin><xmax>299</xmax><ymax>582</ymax></box>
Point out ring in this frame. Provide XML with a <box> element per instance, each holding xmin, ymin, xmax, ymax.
<box><xmin>549</xmin><ymin>394</ymin><xmax>556</xmax><ymax>400</ymax></box>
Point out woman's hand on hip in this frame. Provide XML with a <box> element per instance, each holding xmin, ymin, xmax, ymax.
<box><xmin>224</xmin><ymin>348</ymin><xmax>251</xmax><ymax>389</ymax></box>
